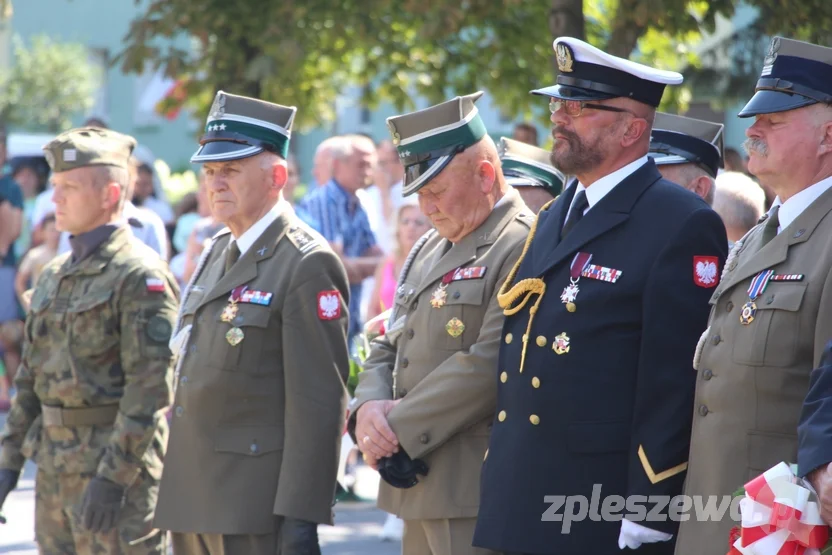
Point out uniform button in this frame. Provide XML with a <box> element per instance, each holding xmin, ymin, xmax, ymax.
<box><xmin>505</xmin><ymin>333</ymin><xmax>513</xmax><ymax>344</ymax></box>
<box><xmin>407</xmin><ymin>329</ymin><xmax>414</xmax><ymax>339</ymax></box>
<box><xmin>453</xmin><ymin>291</ymin><xmax>461</xmax><ymax>299</ymax></box>
<box><xmin>399</xmin><ymin>389</ymin><xmax>407</xmax><ymax>397</ymax></box>
<box><xmin>536</xmin><ymin>335</ymin><xmax>547</xmax><ymax>347</ymax></box>
<box><xmin>180</xmin><ymin>376</ymin><xmax>188</xmax><ymax>385</ymax></box>
<box><xmin>765</xmin><ymin>295</ymin><xmax>774</xmax><ymax>305</ymax></box>
<box><xmin>199</xmin><ymin>316</ymin><xmax>205</xmax><ymax>323</ymax></box>
<box><xmin>498</xmin><ymin>410</ymin><xmax>506</xmax><ymax>422</ymax></box>
<box><xmin>726</xmin><ymin>301</ymin><xmax>734</xmax><ymax>312</ymax></box>
<box><xmin>402</xmin><ymin>358</ymin><xmax>409</xmax><ymax>368</ymax></box>
<box><xmin>532</xmin><ymin>377</ymin><xmax>540</xmax><ymax>388</ymax></box>
<box><xmin>420</xmin><ymin>433</ymin><xmax>429</xmax><ymax>444</ymax></box>
<box><xmin>250</xmin><ymin>442</ymin><xmax>258</xmax><ymax>454</ymax></box>
<box><xmin>529</xmin><ymin>414</ymin><xmax>540</xmax><ymax>425</ymax></box>
<box><xmin>175</xmin><ymin>406</ymin><xmax>184</xmax><ymax>417</ymax></box>
<box><xmin>711</xmin><ymin>335</ymin><xmax>721</xmax><ymax>345</ymax></box>
<box><xmin>698</xmin><ymin>404</ymin><xmax>709</xmax><ymax>416</ymax></box>
<box><xmin>500</xmin><ymin>371</ymin><xmax>507</xmax><ymax>383</ymax></box>
<box><xmin>702</xmin><ymin>369</ymin><xmax>713</xmax><ymax>380</ymax></box>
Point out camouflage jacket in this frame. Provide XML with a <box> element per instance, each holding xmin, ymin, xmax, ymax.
<box><xmin>0</xmin><ymin>226</ymin><xmax>179</xmax><ymax>486</ymax></box>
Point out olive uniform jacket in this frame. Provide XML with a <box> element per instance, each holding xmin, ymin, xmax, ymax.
<box><xmin>153</xmin><ymin>203</ymin><xmax>351</xmax><ymax>535</ymax></box>
<box><xmin>675</xmin><ymin>185</ymin><xmax>832</xmax><ymax>555</ymax></box>
<box><xmin>350</xmin><ymin>188</ymin><xmax>533</xmax><ymax>520</ymax></box>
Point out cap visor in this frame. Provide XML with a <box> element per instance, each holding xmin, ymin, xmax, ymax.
<box><xmin>191</xmin><ymin>141</ymin><xmax>264</xmax><ymax>163</ymax></box>
<box><xmin>648</xmin><ymin>153</ymin><xmax>689</xmax><ymax>166</ymax></box>
<box><xmin>738</xmin><ymin>90</ymin><xmax>817</xmax><ymax>118</ymax></box>
<box><xmin>402</xmin><ymin>155</ymin><xmax>456</xmax><ymax>196</ymax></box>
<box><xmin>530</xmin><ymin>84</ymin><xmax>616</xmax><ymax>102</ymax></box>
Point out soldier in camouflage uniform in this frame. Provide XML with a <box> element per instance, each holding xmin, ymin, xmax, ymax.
<box><xmin>0</xmin><ymin>127</ymin><xmax>178</xmax><ymax>554</ymax></box>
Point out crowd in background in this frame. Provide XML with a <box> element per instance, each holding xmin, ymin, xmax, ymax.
<box><xmin>0</xmin><ymin>117</ymin><xmax>771</xmax><ymax>413</ymax></box>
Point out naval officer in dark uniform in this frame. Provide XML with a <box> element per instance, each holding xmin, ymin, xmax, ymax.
<box><xmin>473</xmin><ymin>37</ymin><xmax>728</xmax><ymax>555</ymax></box>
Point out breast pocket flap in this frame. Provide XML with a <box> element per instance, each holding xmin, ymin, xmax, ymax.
<box><xmin>214</xmin><ymin>426</ymin><xmax>284</xmax><ymax>456</ymax></box>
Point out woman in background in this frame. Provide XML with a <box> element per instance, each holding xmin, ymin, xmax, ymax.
<box><xmin>366</xmin><ymin>196</ymin><xmax>432</xmax><ymax>322</ymax></box>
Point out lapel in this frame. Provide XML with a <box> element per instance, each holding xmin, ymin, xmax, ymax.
<box><xmin>720</xmin><ymin>184</ymin><xmax>832</xmax><ymax>292</ymax></box>
<box><xmin>413</xmin><ymin>187</ymin><xmax>526</xmax><ymax>298</ymax></box>
<box><xmin>531</xmin><ymin>179</ymin><xmax>575</xmax><ymax>272</ymax></box>
<box><xmin>198</xmin><ymin>207</ymin><xmax>293</xmax><ymax>308</ymax></box>
<box><xmin>532</xmin><ymin>160</ymin><xmax>661</xmax><ymax>277</ymax></box>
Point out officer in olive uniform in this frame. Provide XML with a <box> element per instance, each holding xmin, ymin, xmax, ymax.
<box><xmin>153</xmin><ymin>91</ymin><xmax>350</xmax><ymax>555</ymax></box>
<box><xmin>350</xmin><ymin>92</ymin><xmax>533</xmax><ymax>555</ymax></box>
<box><xmin>498</xmin><ymin>137</ymin><xmax>565</xmax><ymax>213</ymax></box>
<box><xmin>0</xmin><ymin>127</ymin><xmax>179</xmax><ymax>554</ymax></box>
<box><xmin>675</xmin><ymin>37</ymin><xmax>832</xmax><ymax>555</ymax></box>
<box><xmin>474</xmin><ymin>38</ymin><xmax>728</xmax><ymax>555</ymax></box>
<box><xmin>649</xmin><ymin>112</ymin><xmax>724</xmax><ymax>205</ymax></box>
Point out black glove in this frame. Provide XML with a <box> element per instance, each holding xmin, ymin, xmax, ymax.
<box><xmin>0</xmin><ymin>469</ymin><xmax>20</xmax><ymax>524</ymax></box>
<box><xmin>79</xmin><ymin>476</ymin><xmax>125</xmax><ymax>533</ymax></box>
<box><xmin>377</xmin><ymin>450</ymin><xmax>429</xmax><ymax>489</ymax></box>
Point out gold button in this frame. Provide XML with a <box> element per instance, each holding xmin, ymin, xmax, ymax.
<box><xmin>532</xmin><ymin>377</ymin><xmax>540</xmax><ymax>388</ymax></box>
<box><xmin>536</xmin><ymin>335</ymin><xmax>546</xmax><ymax>347</ymax></box>
<box><xmin>498</xmin><ymin>410</ymin><xmax>506</xmax><ymax>422</ymax></box>
<box><xmin>530</xmin><ymin>414</ymin><xmax>540</xmax><ymax>425</ymax></box>
<box><xmin>505</xmin><ymin>333</ymin><xmax>513</xmax><ymax>344</ymax></box>
<box><xmin>500</xmin><ymin>371</ymin><xmax>507</xmax><ymax>383</ymax></box>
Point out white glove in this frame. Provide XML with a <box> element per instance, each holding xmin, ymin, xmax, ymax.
<box><xmin>618</xmin><ymin>518</ymin><xmax>672</xmax><ymax>550</ymax></box>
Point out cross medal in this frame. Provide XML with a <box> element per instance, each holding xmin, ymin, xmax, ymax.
<box><xmin>740</xmin><ymin>269</ymin><xmax>774</xmax><ymax>325</ymax></box>
<box><xmin>221</xmin><ymin>285</ymin><xmax>248</xmax><ymax>323</ymax></box>
<box><xmin>431</xmin><ymin>268</ymin><xmax>460</xmax><ymax>308</ymax></box>
<box><xmin>560</xmin><ymin>252</ymin><xmax>592</xmax><ymax>312</ymax></box>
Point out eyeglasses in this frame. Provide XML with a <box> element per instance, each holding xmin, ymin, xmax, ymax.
<box><xmin>549</xmin><ymin>99</ymin><xmax>633</xmax><ymax>117</ymax></box>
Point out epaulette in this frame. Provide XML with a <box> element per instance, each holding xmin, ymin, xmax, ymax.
<box><xmin>287</xmin><ymin>226</ymin><xmax>319</xmax><ymax>254</ymax></box>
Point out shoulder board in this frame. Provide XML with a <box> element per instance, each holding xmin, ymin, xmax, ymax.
<box><xmin>286</xmin><ymin>226</ymin><xmax>319</xmax><ymax>254</ymax></box>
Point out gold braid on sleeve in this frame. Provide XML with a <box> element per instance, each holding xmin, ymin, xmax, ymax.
<box><xmin>496</xmin><ymin>198</ymin><xmax>556</xmax><ymax>373</ymax></box>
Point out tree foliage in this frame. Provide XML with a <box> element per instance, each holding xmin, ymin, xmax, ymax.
<box><xmin>0</xmin><ymin>35</ymin><xmax>99</xmax><ymax>132</ymax></box>
<box><xmin>115</xmin><ymin>0</ymin><xmax>832</xmax><ymax>131</ymax></box>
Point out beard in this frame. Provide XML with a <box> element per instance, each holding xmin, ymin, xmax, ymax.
<box><xmin>550</xmin><ymin>126</ymin><xmax>606</xmax><ymax>175</ymax></box>
<box><xmin>743</xmin><ymin>137</ymin><xmax>769</xmax><ymax>157</ymax></box>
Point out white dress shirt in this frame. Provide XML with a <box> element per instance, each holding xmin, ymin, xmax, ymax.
<box><xmin>770</xmin><ymin>174</ymin><xmax>832</xmax><ymax>233</ymax></box>
<box><xmin>231</xmin><ymin>199</ymin><xmax>288</xmax><ymax>256</ymax></box>
<box><xmin>564</xmin><ymin>156</ymin><xmax>649</xmax><ymax>223</ymax></box>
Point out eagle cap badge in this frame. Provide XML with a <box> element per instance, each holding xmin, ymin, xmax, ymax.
<box><xmin>693</xmin><ymin>256</ymin><xmax>719</xmax><ymax>288</ymax></box>
<box><xmin>556</xmin><ymin>43</ymin><xmax>574</xmax><ymax>73</ymax></box>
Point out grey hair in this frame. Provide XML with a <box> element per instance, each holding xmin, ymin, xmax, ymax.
<box><xmin>330</xmin><ymin>134</ymin><xmax>375</xmax><ymax>162</ymax></box>
<box><xmin>713</xmin><ymin>171</ymin><xmax>766</xmax><ymax>234</ymax></box>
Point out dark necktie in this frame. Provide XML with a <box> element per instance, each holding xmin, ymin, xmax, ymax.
<box><xmin>760</xmin><ymin>205</ymin><xmax>780</xmax><ymax>246</ymax></box>
<box><xmin>224</xmin><ymin>242</ymin><xmax>241</xmax><ymax>275</ymax></box>
<box><xmin>562</xmin><ymin>190</ymin><xmax>589</xmax><ymax>239</ymax></box>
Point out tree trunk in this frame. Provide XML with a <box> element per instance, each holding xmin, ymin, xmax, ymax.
<box><xmin>549</xmin><ymin>0</ymin><xmax>585</xmax><ymax>75</ymax></box>
<box><xmin>605</xmin><ymin>0</ymin><xmax>646</xmax><ymax>58</ymax></box>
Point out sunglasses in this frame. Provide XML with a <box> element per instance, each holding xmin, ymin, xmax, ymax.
<box><xmin>549</xmin><ymin>99</ymin><xmax>634</xmax><ymax>118</ymax></box>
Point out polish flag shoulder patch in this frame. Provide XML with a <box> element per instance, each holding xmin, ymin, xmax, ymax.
<box><xmin>317</xmin><ymin>290</ymin><xmax>342</xmax><ymax>320</ymax></box>
<box><xmin>146</xmin><ymin>278</ymin><xmax>166</xmax><ymax>293</ymax></box>
<box><xmin>693</xmin><ymin>256</ymin><xmax>719</xmax><ymax>288</ymax></box>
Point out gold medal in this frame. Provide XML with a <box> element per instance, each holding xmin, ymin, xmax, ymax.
<box><xmin>552</xmin><ymin>332</ymin><xmax>571</xmax><ymax>355</ymax></box>
<box><xmin>446</xmin><ymin>317</ymin><xmax>465</xmax><ymax>338</ymax></box>
<box><xmin>226</xmin><ymin>327</ymin><xmax>244</xmax><ymax>346</ymax></box>
<box><xmin>740</xmin><ymin>301</ymin><xmax>757</xmax><ymax>325</ymax></box>
<box><xmin>431</xmin><ymin>284</ymin><xmax>448</xmax><ymax>308</ymax></box>
<box><xmin>221</xmin><ymin>302</ymin><xmax>238</xmax><ymax>323</ymax></box>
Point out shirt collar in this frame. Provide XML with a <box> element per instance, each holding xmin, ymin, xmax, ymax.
<box><xmin>230</xmin><ymin>200</ymin><xmax>287</xmax><ymax>256</ymax></box>
<box><xmin>572</xmin><ymin>156</ymin><xmax>649</xmax><ymax>212</ymax></box>
<box><xmin>772</xmin><ymin>174</ymin><xmax>832</xmax><ymax>232</ymax></box>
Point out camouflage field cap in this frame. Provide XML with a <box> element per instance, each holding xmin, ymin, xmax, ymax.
<box><xmin>387</xmin><ymin>91</ymin><xmax>487</xmax><ymax>196</ymax></box>
<box><xmin>191</xmin><ymin>90</ymin><xmax>297</xmax><ymax>163</ymax></box>
<box><xmin>498</xmin><ymin>137</ymin><xmax>565</xmax><ymax>197</ymax></box>
<box><xmin>43</xmin><ymin>127</ymin><xmax>136</xmax><ymax>173</ymax></box>
<box><xmin>739</xmin><ymin>37</ymin><xmax>832</xmax><ymax>117</ymax></box>
<box><xmin>649</xmin><ymin>112</ymin><xmax>724</xmax><ymax>178</ymax></box>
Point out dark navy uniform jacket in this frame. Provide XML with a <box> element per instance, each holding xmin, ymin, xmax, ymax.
<box><xmin>473</xmin><ymin>160</ymin><xmax>728</xmax><ymax>555</ymax></box>
<box><xmin>799</xmin><ymin>342</ymin><xmax>832</xmax><ymax>478</ymax></box>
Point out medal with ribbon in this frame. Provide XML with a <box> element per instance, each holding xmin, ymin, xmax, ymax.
<box><xmin>221</xmin><ymin>285</ymin><xmax>248</xmax><ymax>323</ymax></box>
<box><xmin>431</xmin><ymin>268</ymin><xmax>459</xmax><ymax>308</ymax></box>
<box><xmin>740</xmin><ymin>269</ymin><xmax>774</xmax><ymax>325</ymax></box>
<box><xmin>560</xmin><ymin>252</ymin><xmax>592</xmax><ymax>312</ymax></box>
